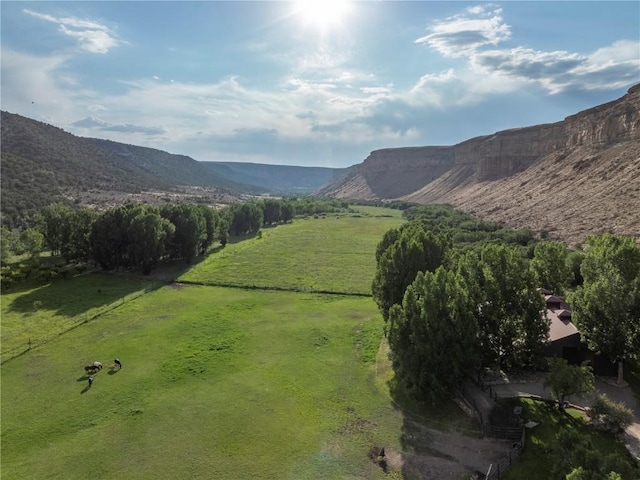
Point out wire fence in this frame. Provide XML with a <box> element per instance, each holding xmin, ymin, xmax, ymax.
<box><xmin>1</xmin><ymin>286</ymin><xmax>154</xmax><ymax>364</ymax></box>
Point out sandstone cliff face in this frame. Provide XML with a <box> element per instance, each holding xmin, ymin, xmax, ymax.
<box><xmin>320</xmin><ymin>84</ymin><xmax>640</xmax><ymax>245</ymax></box>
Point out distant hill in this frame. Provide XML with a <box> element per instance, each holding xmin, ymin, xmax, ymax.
<box><xmin>319</xmin><ymin>85</ymin><xmax>640</xmax><ymax>246</ymax></box>
<box><xmin>0</xmin><ymin>111</ymin><xmax>254</xmax><ymax>228</ymax></box>
<box><xmin>201</xmin><ymin>161</ymin><xmax>347</xmax><ymax>194</ymax></box>
<box><xmin>0</xmin><ymin>111</ymin><xmax>351</xmax><ymax>228</ymax></box>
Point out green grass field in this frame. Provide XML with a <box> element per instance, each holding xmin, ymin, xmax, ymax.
<box><xmin>179</xmin><ymin>209</ymin><xmax>403</xmax><ymax>295</ymax></box>
<box><xmin>2</xmin><ymin>286</ymin><xmax>406</xmax><ymax>479</ymax></box>
<box><xmin>3</xmin><ymin>207</ymin><xmax>428</xmax><ymax>479</ymax></box>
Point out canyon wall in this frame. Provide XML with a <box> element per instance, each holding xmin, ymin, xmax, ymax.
<box><xmin>319</xmin><ymin>84</ymin><xmax>640</xmax><ymax>244</ymax></box>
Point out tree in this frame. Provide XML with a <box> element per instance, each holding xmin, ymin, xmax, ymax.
<box><xmin>280</xmin><ymin>201</ymin><xmax>294</xmax><ymax>223</ymax></box>
<box><xmin>90</xmin><ymin>205</ymin><xmax>138</xmax><ymax>270</ymax></box>
<box><xmin>60</xmin><ymin>208</ymin><xmax>98</xmax><ymax>263</ymax></box>
<box><xmin>128</xmin><ymin>211</ymin><xmax>174</xmax><ymax>274</ymax></box>
<box><xmin>39</xmin><ymin>203</ymin><xmax>73</xmax><ymax>256</ymax></box>
<box><xmin>457</xmin><ymin>244</ymin><xmax>548</xmax><ymax>369</ymax></box>
<box><xmin>570</xmin><ymin>234</ymin><xmax>640</xmax><ymax>384</ymax></box>
<box><xmin>372</xmin><ymin>224</ymin><xmax>448</xmax><ymax>322</ymax></box>
<box><xmin>19</xmin><ymin>228</ymin><xmax>44</xmax><ymax>261</ymax></box>
<box><xmin>1</xmin><ymin>227</ymin><xmax>17</xmax><ymax>265</ymax></box>
<box><xmin>262</xmin><ymin>199</ymin><xmax>282</xmax><ymax>226</ymax></box>
<box><xmin>196</xmin><ymin>205</ymin><xmax>217</xmax><ymax>254</ymax></box>
<box><xmin>387</xmin><ymin>267</ymin><xmax>478</xmax><ymax>402</ymax></box>
<box><xmin>530</xmin><ymin>241</ymin><xmax>571</xmax><ymax>295</ymax></box>
<box><xmin>160</xmin><ymin>204</ymin><xmax>206</xmax><ymax>263</ymax></box>
<box><xmin>543</xmin><ymin>357</ymin><xmax>594</xmax><ymax>410</ymax></box>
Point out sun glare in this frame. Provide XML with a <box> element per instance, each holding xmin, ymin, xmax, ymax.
<box><xmin>294</xmin><ymin>0</ymin><xmax>351</xmax><ymax>32</ymax></box>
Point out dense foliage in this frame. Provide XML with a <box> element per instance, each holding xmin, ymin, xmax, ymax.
<box><xmin>1</xmin><ymin>197</ymin><xmax>353</xmax><ymax>282</ymax></box>
<box><xmin>570</xmin><ymin>234</ymin><xmax>640</xmax><ymax>383</ymax></box>
<box><xmin>373</xmin><ymin>204</ymin><xmax>550</xmax><ymax>401</ymax></box>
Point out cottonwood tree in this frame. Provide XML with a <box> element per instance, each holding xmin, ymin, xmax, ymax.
<box><xmin>456</xmin><ymin>243</ymin><xmax>548</xmax><ymax>369</ymax></box>
<box><xmin>387</xmin><ymin>267</ymin><xmax>478</xmax><ymax>402</ymax></box>
<box><xmin>530</xmin><ymin>241</ymin><xmax>572</xmax><ymax>295</ymax></box>
<box><xmin>543</xmin><ymin>357</ymin><xmax>594</xmax><ymax>410</ymax></box>
<box><xmin>372</xmin><ymin>224</ymin><xmax>448</xmax><ymax>322</ymax></box>
<box><xmin>160</xmin><ymin>204</ymin><xmax>207</xmax><ymax>264</ymax></box>
<box><xmin>570</xmin><ymin>234</ymin><xmax>640</xmax><ymax>384</ymax></box>
<box><xmin>127</xmin><ymin>211</ymin><xmax>175</xmax><ymax>275</ymax></box>
<box><xmin>39</xmin><ymin>203</ymin><xmax>73</xmax><ymax>256</ymax></box>
<box><xmin>60</xmin><ymin>208</ymin><xmax>98</xmax><ymax>263</ymax></box>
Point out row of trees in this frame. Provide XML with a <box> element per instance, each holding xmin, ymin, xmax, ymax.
<box><xmin>372</xmin><ymin>209</ymin><xmax>640</xmax><ymax>402</ymax></box>
<box><xmin>1</xmin><ymin>197</ymin><xmax>353</xmax><ymax>277</ymax></box>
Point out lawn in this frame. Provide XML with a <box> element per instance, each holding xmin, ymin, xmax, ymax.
<box><xmin>0</xmin><ymin>273</ymin><xmax>157</xmax><ymax>363</ymax></box>
<box><xmin>178</xmin><ymin>210</ymin><xmax>404</xmax><ymax>295</ymax></box>
<box><xmin>1</xmin><ymin>207</ymin><xmax>417</xmax><ymax>479</ymax></box>
<box><xmin>1</xmin><ymin>285</ymin><xmax>405</xmax><ymax>479</ymax></box>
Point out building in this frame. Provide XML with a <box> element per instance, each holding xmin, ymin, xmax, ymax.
<box><xmin>543</xmin><ymin>292</ymin><xmax>616</xmax><ymax>376</ymax></box>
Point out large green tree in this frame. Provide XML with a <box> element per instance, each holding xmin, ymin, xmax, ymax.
<box><xmin>387</xmin><ymin>267</ymin><xmax>478</xmax><ymax>402</ymax></box>
<box><xmin>39</xmin><ymin>203</ymin><xmax>73</xmax><ymax>256</ymax></box>
<box><xmin>543</xmin><ymin>357</ymin><xmax>594</xmax><ymax>410</ymax></box>
<box><xmin>372</xmin><ymin>224</ymin><xmax>448</xmax><ymax>322</ymax></box>
<box><xmin>60</xmin><ymin>208</ymin><xmax>98</xmax><ymax>263</ymax></box>
<box><xmin>456</xmin><ymin>243</ymin><xmax>548</xmax><ymax>369</ymax></box>
<box><xmin>530</xmin><ymin>241</ymin><xmax>572</xmax><ymax>295</ymax></box>
<box><xmin>128</xmin><ymin>211</ymin><xmax>175</xmax><ymax>274</ymax></box>
<box><xmin>570</xmin><ymin>234</ymin><xmax>640</xmax><ymax>384</ymax></box>
<box><xmin>160</xmin><ymin>204</ymin><xmax>206</xmax><ymax>264</ymax></box>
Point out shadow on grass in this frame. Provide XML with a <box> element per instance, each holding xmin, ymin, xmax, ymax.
<box><xmin>5</xmin><ymin>271</ymin><xmax>160</xmax><ymax>318</ymax></box>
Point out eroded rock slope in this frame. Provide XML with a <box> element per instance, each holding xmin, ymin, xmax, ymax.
<box><xmin>319</xmin><ymin>85</ymin><xmax>640</xmax><ymax>245</ymax></box>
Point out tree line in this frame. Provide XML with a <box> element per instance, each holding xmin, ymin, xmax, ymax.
<box><xmin>1</xmin><ymin>197</ymin><xmax>352</xmax><ymax>281</ymax></box>
<box><xmin>372</xmin><ymin>204</ymin><xmax>640</xmax><ymax>403</ymax></box>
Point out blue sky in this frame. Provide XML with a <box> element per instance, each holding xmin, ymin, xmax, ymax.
<box><xmin>2</xmin><ymin>1</ymin><xmax>639</xmax><ymax>167</ymax></box>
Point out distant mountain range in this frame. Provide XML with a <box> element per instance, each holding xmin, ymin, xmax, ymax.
<box><xmin>318</xmin><ymin>84</ymin><xmax>640</xmax><ymax>246</ymax></box>
<box><xmin>0</xmin><ymin>111</ymin><xmax>345</xmax><ymax>228</ymax></box>
<box><xmin>3</xmin><ymin>84</ymin><xmax>639</xmax><ymax>244</ymax></box>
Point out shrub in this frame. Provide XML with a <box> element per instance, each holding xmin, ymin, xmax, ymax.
<box><xmin>588</xmin><ymin>394</ymin><xmax>633</xmax><ymax>433</ymax></box>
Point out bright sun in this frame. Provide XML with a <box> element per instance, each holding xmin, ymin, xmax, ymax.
<box><xmin>293</xmin><ymin>0</ymin><xmax>351</xmax><ymax>32</ymax></box>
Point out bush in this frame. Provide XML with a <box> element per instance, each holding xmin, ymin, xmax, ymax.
<box><xmin>588</xmin><ymin>394</ymin><xmax>633</xmax><ymax>433</ymax></box>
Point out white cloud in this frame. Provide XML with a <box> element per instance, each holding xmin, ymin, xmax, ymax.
<box><xmin>23</xmin><ymin>9</ymin><xmax>125</xmax><ymax>54</ymax></box>
<box><xmin>415</xmin><ymin>5</ymin><xmax>510</xmax><ymax>58</ymax></box>
<box><xmin>413</xmin><ymin>5</ymin><xmax>640</xmax><ymax>97</ymax></box>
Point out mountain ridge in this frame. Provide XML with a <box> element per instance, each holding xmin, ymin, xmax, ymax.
<box><xmin>318</xmin><ymin>85</ymin><xmax>640</xmax><ymax>245</ymax></box>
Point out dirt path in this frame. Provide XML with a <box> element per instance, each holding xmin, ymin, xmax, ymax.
<box><xmin>381</xmin><ymin>417</ymin><xmax>511</xmax><ymax>479</ymax></box>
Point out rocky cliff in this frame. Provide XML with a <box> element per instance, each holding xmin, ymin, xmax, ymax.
<box><xmin>319</xmin><ymin>84</ymin><xmax>640</xmax><ymax>245</ymax></box>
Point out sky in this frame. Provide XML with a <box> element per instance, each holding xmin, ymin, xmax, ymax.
<box><xmin>1</xmin><ymin>1</ymin><xmax>639</xmax><ymax>168</ymax></box>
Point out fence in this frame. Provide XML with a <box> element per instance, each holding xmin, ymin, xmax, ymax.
<box><xmin>485</xmin><ymin>428</ymin><xmax>526</xmax><ymax>480</ymax></box>
<box><xmin>0</xmin><ymin>286</ymin><xmax>155</xmax><ymax>364</ymax></box>
<box><xmin>461</xmin><ymin>371</ymin><xmax>527</xmax><ymax>479</ymax></box>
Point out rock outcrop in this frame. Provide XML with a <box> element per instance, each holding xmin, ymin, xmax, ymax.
<box><xmin>319</xmin><ymin>84</ymin><xmax>640</xmax><ymax>245</ymax></box>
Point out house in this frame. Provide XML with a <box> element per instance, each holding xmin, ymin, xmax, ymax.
<box><xmin>543</xmin><ymin>293</ymin><xmax>616</xmax><ymax>376</ymax></box>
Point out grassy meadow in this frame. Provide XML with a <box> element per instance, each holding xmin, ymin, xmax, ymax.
<box><xmin>179</xmin><ymin>208</ymin><xmax>403</xmax><ymax>294</ymax></box>
<box><xmin>3</xmin><ymin>206</ymin><xmax>439</xmax><ymax>479</ymax></box>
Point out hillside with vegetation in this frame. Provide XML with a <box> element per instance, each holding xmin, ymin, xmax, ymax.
<box><xmin>0</xmin><ymin>111</ymin><xmax>250</xmax><ymax>228</ymax></box>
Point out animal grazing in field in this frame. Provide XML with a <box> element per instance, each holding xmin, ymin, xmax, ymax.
<box><xmin>84</xmin><ymin>364</ymin><xmax>99</xmax><ymax>374</ymax></box>
<box><xmin>88</xmin><ymin>376</ymin><xmax>94</xmax><ymax>387</ymax></box>
<box><xmin>93</xmin><ymin>361</ymin><xmax>103</xmax><ymax>370</ymax></box>
<box><xmin>114</xmin><ymin>358</ymin><xmax>122</xmax><ymax>369</ymax></box>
